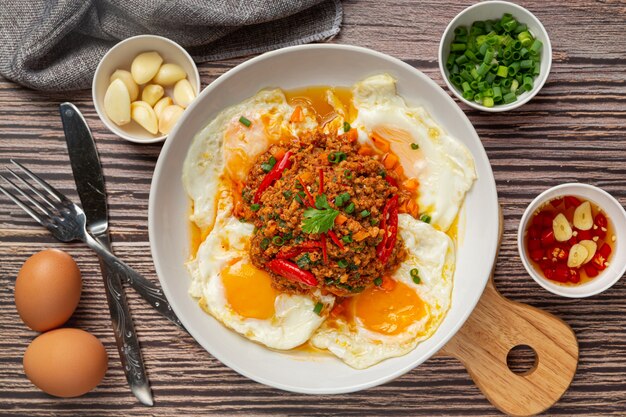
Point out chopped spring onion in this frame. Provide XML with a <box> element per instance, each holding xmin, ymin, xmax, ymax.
<box><xmin>250</xmin><ymin>203</ymin><xmax>260</xmax><ymax>211</ymax></box>
<box><xmin>343</xmin><ymin>121</ymin><xmax>351</xmax><ymax>132</ymax></box>
<box><xmin>260</xmin><ymin>238</ymin><xmax>270</xmax><ymax>250</ymax></box>
<box><xmin>344</xmin><ymin>169</ymin><xmax>353</xmax><ymax>179</ymax></box>
<box><xmin>337</xmin><ymin>259</ymin><xmax>349</xmax><ymax>268</ymax></box>
<box><xmin>345</xmin><ymin>202</ymin><xmax>355</xmax><ymax>214</ymax></box>
<box><xmin>272</xmin><ymin>236</ymin><xmax>284</xmax><ymax>246</ymax></box>
<box><xmin>342</xmin><ymin>233</ymin><xmax>353</xmax><ymax>243</ymax></box>
<box><xmin>410</xmin><ymin>143</ymin><xmax>419</xmax><ymax>150</ymax></box>
<box><xmin>420</xmin><ymin>214</ymin><xmax>431</xmax><ymax>223</ymax></box>
<box><xmin>239</xmin><ymin>116</ymin><xmax>251</xmax><ymax>127</ymax></box>
<box><xmin>374</xmin><ymin>277</ymin><xmax>383</xmax><ymax>286</ymax></box>
<box><xmin>283</xmin><ymin>190</ymin><xmax>293</xmax><ymax>199</ymax></box>
<box><xmin>360</xmin><ymin>209</ymin><xmax>370</xmax><ymax>218</ymax></box>
<box><xmin>328</xmin><ymin>151</ymin><xmax>347</xmax><ymax>164</ymax></box>
<box><xmin>313</xmin><ymin>302</ymin><xmax>323</xmax><ymax>315</ymax></box>
<box><xmin>261</xmin><ymin>156</ymin><xmax>276</xmax><ymax>173</ymax></box>
<box><xmin>446</xmin><ymin>14</ymin><xmax>542</xmax><ymax>107</ymax></box>
<box><xmin>410</xmin><ymin>268</ymin><xmax>421</xmax><ymax>284</ymax></box>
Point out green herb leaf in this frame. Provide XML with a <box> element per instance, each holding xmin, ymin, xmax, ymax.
<box><xmin>301</xmin><ymin>207</ymin><xmax>339</xmax><ymax>234</ymax></box>
<box><xmin>315</xmin><ymin>194</ymin><xmax>331</xmax><ymax>210</ymax></box>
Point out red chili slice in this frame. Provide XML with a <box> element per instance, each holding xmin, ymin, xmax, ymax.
<box><xmin>266</xmin><ymin>259</ymin><xmax>318</xmax><ymax>286</ymax></box>
<box><xmin>528</xmin><ymin>225</ymin><xmax>541</xmax><ymax>239</ymax></box>
<box><xmin>576</xmin><ymin>229</ymin><xmax>592</xmax><ymax>242</ymax></box>
<box><xmin>253</xmin><ymin>151</ymin><xmax>293</xmax><ymax>203</ymax></box>
<box><xmin>532</xmin><ymin>213</ymin><xmax>547</xmax><ymax>227</ymax></box>
<box><xmin>550</xmin><ymin>197</ymin><xmax>564</xmax><ymax>208</ymax></box>
<box><xmin>584</xmin><ymin>264</ymin><xmax>599</xmax><ymax>278</ymax></box>
<box><xmin>569</xmin><ymin>269</ymin><xmax>581</xmax><ymax>284</ymax></box>
<box><xmin>540</xmin><ymin>230</ymin><xmax>555</xmax><ymax>247</ymax></box>
<box><xmin>530</xmin><ymin>249</ymin><xmax>544</xmax><ymax>262</ymax></box>
<box><xmin>276</xmin><ymin>241</ymin><xmax>322</xmax><ymax>259</ymax></box>
<box><xmin>554</xmin><ymin>264</ymin><xmax>570</xmax><ymax>282</ymax></box>
<box><xmin>384</xmin><ymin>175</ymin><xmax>398</xmax><ymax>187</ymax></box>
<box><xmin>327</xmin><ymin>230</ymin><xmax>345</xmax><ymax>250</ymax></box>
<box><xmin>528</xmin><ymin>239</ymin><xmax>541</xmax><ymax>251</ymax></box>
<box><xmin>595</xmin><ymin>212</ymin><xmax>608</xmax><ymax>228</ymax></box>
<box><xmin>564</xmin><ymin>196</ymin><xmax>582</xmax><ymax>208</ymax></box>
<box><xmin>376</xmin><ymin>195</ymin><xmax>399</xmax><ymax>264</ymax></box>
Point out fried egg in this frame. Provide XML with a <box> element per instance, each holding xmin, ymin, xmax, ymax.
<box><xmin>310</xmin><ymin>214</ymin><xmax>454</xmax><ymax>369</ymax></box>
<box><xmin>187</xmin><ymin>189</ymin><xmax>334</xmax><ymax>350</ymax></box>
<box><xmin>352</xmin><ymin>74</ymin><xmax>476</xmax><ymax>232</ymax></box>
<box><xmin>183</xmin><ymin>88</ymin><xmax>317</xmax><ymax>229</ymax></box>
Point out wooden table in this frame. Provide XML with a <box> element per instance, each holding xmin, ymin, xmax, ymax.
<box><xmin>1</xmin><ymin>1</ymin><xmax>625</xmax><ymax>415</ymax></box>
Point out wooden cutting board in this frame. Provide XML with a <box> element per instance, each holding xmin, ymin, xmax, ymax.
<box><xmin>438</xmin><ymin>209</ymin><xmax>579</xmax><ymax>416</ymax></box>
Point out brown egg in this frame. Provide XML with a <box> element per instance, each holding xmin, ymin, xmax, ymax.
<box><xmin>14</xmin><ymin>249</ymin><xmax>82</xmax><ymax>332</ymax></box>
<box><xmin>23</xmin><ymin>328</ymin><xmax>108</xmax><ymax>397</ymax></box>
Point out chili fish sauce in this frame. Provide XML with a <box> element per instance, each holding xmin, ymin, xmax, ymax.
<box><xmin>525</xmin><ymin>195</ymin><xmax>615</xmax><ymax>285</ymax></box>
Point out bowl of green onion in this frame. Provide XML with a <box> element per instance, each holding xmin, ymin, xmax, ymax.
<box><xmin>439</xmin><ymin>0</ymin><xmax>552</xmax><ymax>112</ymax></box>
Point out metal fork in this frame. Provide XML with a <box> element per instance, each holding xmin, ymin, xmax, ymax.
<box><xmin>0</xmin><ymin>160</ymin><xmax>150</xmax><ymax>293</ymax></box>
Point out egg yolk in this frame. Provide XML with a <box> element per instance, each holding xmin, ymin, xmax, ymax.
<box><xmin>353</xmin><ymin>281</ymin><xmax>425</xmax><ymax>335</ymax></box>
<box><xmin>221</xmin><ymin>263</ymin><xmax>278</xmax><ymax>320</ymax></box>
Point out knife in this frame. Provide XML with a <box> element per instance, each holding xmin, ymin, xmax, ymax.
<box><xmin>60</xmin><ymin>103</ymin><xmax>154</xmax><ymax>406</ymax></box>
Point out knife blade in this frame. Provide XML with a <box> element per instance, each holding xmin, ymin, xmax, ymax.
<box><xmin>60</xmin><ymin>103</ymin><xmax>154</xmax><ymax>406</ymax></box>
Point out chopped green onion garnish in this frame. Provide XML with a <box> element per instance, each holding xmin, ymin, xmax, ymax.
<box><xmin>272</xmin><ymin>236</ymin><xmax>284</xmax><ymax>246</ymax></box>
<box><xmin>345</xmin><ymin>202</ymin><xmax>355</xmax><ymax>214</ymax></box>
<box><xmin>313</xmin><ymin>302</ymin><xmax>323</xmax><ymax>315</ymax></box>
<box><xmin>239</xmin><ymin>116</ymin><xmax>251</xmax><ymax>127</ymax></box>
<box><xmin>410</xmin><ymin>268</ymin><xmax>421</xmax><ymax>284</ymax></box>
<box><xmin>283</xmin><ymin>190</ymin><xmax>293</xmax><ymax>199</ymax></box>
<box><xmin>260</xmin><ymin>238</ymin><xmax>270</xmax><ymax>250</ymax></box>
<box><xmin>360</xmin><ymin>210</ymin><xmax>370</xmax><ymax>218</ymax></box>
<box><xmin>337</xmin><ymin>259</ymin><xmax>349</xmax><ymax>268</ymax></box>
<box><xmin>344</xmin><ymin>169</ymin><xmax>353</xmax><ymax>179</ymax></box>
<box><xmin>342</xmin><ymin>233</ymin><xmax>353</xmax><ymax>243</ymax></box>
<box><xmin>446</xmin><ymin>14</ymin><xmax>540</xmax><ymax>108</ymax></box>
<box><xmin>261</xmin><ymin>156</ymin><xmax>276</xmax><ymax>173</ymax></box>
<box><xmin>370</xmin><ymin>218</ymin><xmax>379</xmax><ymax>226</ymax></box>
<box><xmin>410</xmin><ymin>143</ymin><xmax>419</xmax><ymax>150</ymax></box>
<box><xmin>374</xmin><ymin>277</ymin><xmax>383</xmax><ymax>286</ymax></box>
<box><xmin>420</xmin><ymin>214</ymin><xmax>431</xmax><ymax>223</ymax></box>
<box><xmin>328</xmin><ymin>151</ymin><xmax>347</xmax><ymax>164</ymax></box>
<box><xmin>250</xmin><ymin>203</ymin><xmax>260</xmax><ymax>211</ymax></box>
<box><xmin>343</xmin><ymin>121</ymin><xmax>351</xmax><ymax>132</ymax></box>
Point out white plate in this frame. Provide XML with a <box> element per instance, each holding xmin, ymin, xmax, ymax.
<box><xmin>149</xmin><ymin>44</ymin><xmax>500</xmax><ymax>394</ymax></box>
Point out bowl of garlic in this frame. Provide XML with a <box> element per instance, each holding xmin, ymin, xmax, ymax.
<box><xmin>92</xmin><ymin>35</ymin><xmax>200</xmax><ymax>144</ymax></box>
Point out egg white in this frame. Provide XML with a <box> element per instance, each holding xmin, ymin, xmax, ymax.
<box><xmin>310</xmin><ymin>214</ymin><xmax>455</xmax><ymax>369</ymax></box>
<box><xmin>352</xmin><ymin>74</ymin><xmax>476</xmax><ymax>232</ymax></box>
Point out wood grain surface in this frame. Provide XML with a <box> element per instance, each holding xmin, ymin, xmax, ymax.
<box><xmin>1</xmin><ymin>0</ymin><xmax>625</xmax><ymax>415</ymax></box>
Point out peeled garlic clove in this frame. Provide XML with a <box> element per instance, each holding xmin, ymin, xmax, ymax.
<box><xmin>110</xmin><ymin>69</ymin><xmax>139</xmax><ymax>101</ymax></box>
<box><xmin>567</xmin><ymin>243</ymin><xmax>589</xmax><ymax>268</ymax></box>
<box><xmin>553</xmin><ymin>213</ymin><xmax>573</xmax><ymax>242</ymax></box>
<box><xmin>141</xmin><ymin>84</ymin><xmax>164</xmax><ymax>107</ymax></box>
<box><xmin>131</xmin><ymin>101</ymin><xmax>158</xmax><ymax>134</ymax></box>
<box><xmin>153</xmin><ymin>96</ymin><xmax>173</xmax><ymax>119</ymax></box>
<box><xmin>579</xmin><ymin>239</ymin><xmax>597</xmax><ymax>264</ymax></box>
<box><xmin>104</xmin><ymin>79</ymin><xmax>131</xmax><ymax>126</ymax></box>
<box><xmin>573</xmin><ymin>201</ymin><xmax>593</xmax><ymax>231</ymax></box>
<box><xmin>131</xmin><ymin>51</ymin><xmax>163</xmax><ymax>85</ymax></box>
<box><xmin>152</xmin><ymin>63</ymin><xmax>187</xmax><ymax>86</ymax></box>
<box><xmin>173</xmin><ymin>79</ymin><xmax>195</xmax><ymax>108</ymax></box>
<box><xmin>158</xmin><ymin>105</ymin><xmax>184</xmax><ymax>134</ymax></box>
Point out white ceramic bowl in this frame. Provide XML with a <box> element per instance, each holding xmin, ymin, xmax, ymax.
<box><xmin>149</xmin><ymin>44</ymin><xmax>500</xmax><ymax>393</ymax></box>
<box><xmin>92</xmin><ymin>35</ymin><xmax>200</xmax><ymax>144</ymax></box>
<box><xmin>439</xmin><ymin>0</ymin><xmax>552</xmax><ymax>112</ymax></box>
<box><xmin>518</xmin><ymin>183</ymin><xmax>626</xmax><ymax>298</ymax></box>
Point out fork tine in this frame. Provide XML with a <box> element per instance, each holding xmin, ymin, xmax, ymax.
<box><xmin>10</xmin><ymin>160</ymin><xmax>67</xmax><ymax>204</ymax></box>
<box><xmin>5</xmin><ymin>168</ymin><xmax>57</xmax><ymax>212</ymax></box>
<box><xmin>0</xmin><ymin>182</ymin><xmax>45</xmax><ymax>226</ymax></box>
<box><xmin>0</xmin><ymin>172</ymin><xmax>52</xmax><ymax>217</ymax></box>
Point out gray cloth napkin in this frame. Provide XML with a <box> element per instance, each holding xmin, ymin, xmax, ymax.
<box><xmin>0</xmin><ymin>0</ymin><xmax>342</xmax><ymax>91</ymax></box>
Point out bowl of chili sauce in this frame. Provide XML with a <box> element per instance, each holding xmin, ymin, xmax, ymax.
<box><xmin>518</xmin><ymin>183</ymin><xmax>626</xmax><ymax>298</ymax></box>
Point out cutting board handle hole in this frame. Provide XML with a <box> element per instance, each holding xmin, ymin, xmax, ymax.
<box><xmin>506</xmin><ymin>344</ymin><xmax>538</xmax><ymax>376</ymax></box>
